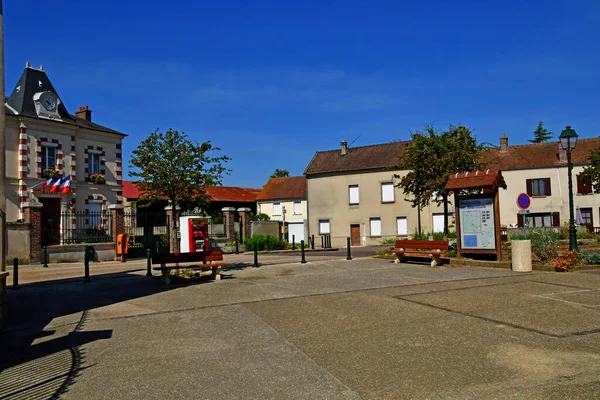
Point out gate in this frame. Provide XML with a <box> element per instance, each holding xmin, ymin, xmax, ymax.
<box><xmin>124</xmin><ymin>211</ymin><xmax>170</xmax><ymax>258</ymax></box>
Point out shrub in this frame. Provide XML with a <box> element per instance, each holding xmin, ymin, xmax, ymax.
<box><xmin>579</xmin><ymin>251</ymin><xmax>600</xmax><ymax>265</ymax></box>
<box><xmin>250</xmin><ymin>213</ymin><xmax>270</xmax><ymax>222</ymax></box>
<box><xmin>380</xmin><ymin>237</ymin><xmax>397</xmax><ymax>246</ymax></box>
<box><xmin>244</xmin><ymin>234</ymin><xmax>286</xmax><ymax>251</ymax></box>
<box><xmin>529</xmin><ymin>228</ymin><xmax>558</xmax><ymax>261</ymax></box>
<box><xmin>554</xmin><ymin>250</ymin><xmax>580</xmax><ymax>272</ymax></box>
<box><xmin>412</xmin><ymin>229</ymin><xmax>428</xmax><ymax>240</ymax></box>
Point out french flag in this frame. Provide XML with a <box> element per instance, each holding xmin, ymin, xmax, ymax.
<box><xmin>41</xmin><ymin>176</ymin><xmax>54</xmax><ymax>192</ymax></box>
<box><xmin>59</xmin><ymin>175</ymin><xmax>71</xmax><ymax>194</ymax></box>
<box><xmin>49</xmin><ymin>176</ymin><xmax>62</xmax><ymax>193</ymax></box>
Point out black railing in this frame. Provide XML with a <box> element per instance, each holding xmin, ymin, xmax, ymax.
<box><xmin>43</xmin><ymin>211</ymin><xmax>113</xmax><ymax>245</ymax></box>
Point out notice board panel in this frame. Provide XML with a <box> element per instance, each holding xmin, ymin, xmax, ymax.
<box><xmin>458</xmin><ymin>197</ymin><xmax>496</xmax><ymax>250</ymax></box>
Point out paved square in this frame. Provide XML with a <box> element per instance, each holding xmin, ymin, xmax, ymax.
<box><xmin>1</xmin><ymin>258</ymin><xmax>599</xmax><ymax>399</ymax></box>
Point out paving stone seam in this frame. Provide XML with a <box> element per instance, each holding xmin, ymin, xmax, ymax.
<box><xmin>394</xmin><ymin>296</ymin><xmax>600</xmax><ymax>339</ymax></box>
<box><xmin>238</xmin><ymin>304</ymin><xmax>362</xmax><ymax>399</ymax></box>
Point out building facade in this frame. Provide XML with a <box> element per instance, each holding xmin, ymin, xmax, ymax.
<box><xmin>4</xmin><ymin>64</ymin><xmax>125</xmax><ymax>255</ymax></box>
<box><xmin>305</xmin><ymin>136</ymin><xmax>600</xmax><ymax>248</ymax></box>
<box><xmin>256</xmin><ymin>176</ymin><xmax>308</xmax><ymax>242</ymax></box>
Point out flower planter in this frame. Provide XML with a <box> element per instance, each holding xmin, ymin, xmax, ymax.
<box><xmin>511</xmin><ymin>239</ymin><xmax>532</xmax><ymax>272</ymax></box>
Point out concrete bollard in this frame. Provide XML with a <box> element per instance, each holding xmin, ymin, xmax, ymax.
<box><xmin>511</xmin><ymin>240</ymin><xmax>532</xmax><ymax>272</ymax></box>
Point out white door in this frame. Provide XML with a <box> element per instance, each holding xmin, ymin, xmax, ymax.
<box><xmin>287</xmin><ymin>222</ymin><xmax>305</xmax><ymax>243</ymax></box>
<box><xmin>432</xmin><ymin>214</ymin><xmax>445</xmax><ymax>233</ymax></box>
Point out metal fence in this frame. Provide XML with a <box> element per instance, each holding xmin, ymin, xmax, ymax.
<box><xmin>44</xmin><ymin>211</ymin><xmax>113</xmax><ymax>245</ymax></box>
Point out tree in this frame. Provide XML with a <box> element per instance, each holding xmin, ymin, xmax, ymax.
<box><xmin>579</xmin><ymin>148</ymin><xmax>600</xmax><ymax>193</ymax></box>
<box><xmin>395</xmin><ymin>124</ymin><xmax>485</xmax><ymax>236</ymax></box>
<box><xmin>529</xmin><ymin>121</ymin><xmax>553</xmax><ymax>143</ymax></box>
<box><xmin>129</xmin><ymin>129</ymin><xmax>230</xmax><ymax>249</ymax></box>
<box><xmin>270</xmin><ymin>169</ymin><xmax>290</xmax><ymax>178</ymax></box>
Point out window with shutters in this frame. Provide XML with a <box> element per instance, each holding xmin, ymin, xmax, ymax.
<box><xmin>349</xmin><ymin>185</ymin><xmax>359</xmax><ymax>205</ymax></box>
<box><xmin>293</xmin><ymin>200</ymin><xmax>302</xmax><ymax>215</ymax></box>
<box><xmin>526</xmin><ymin>178</ymin><xmax>551</xmax><ymax>197</ymax></box>
<box><xmin>577</xmin><ymin>175</ymin><xmax>592</xmax><ymax>195</ymax></box>
<box><xmin>272</xmin><ymin>201</ymin><xmax>281</xmax><ymax>216</ymax></box>
<box><xmin>518</xmin><ymin>212</ymin><xmax>559</xmax><ymax>228</ymax></box>
<box><xmin>381</xmin><ymin>182</ymin><xmax>395</xmax><ymax>203</ymax></box>
<box><xmin>319</xmin><ymin>219</ymin><xmax>330</xmax><ymax>234</ymax></box>
<box><xmin>369</xmin><ymin>217</ymin><xmax>382</xmax><ymax>237</ymax></box>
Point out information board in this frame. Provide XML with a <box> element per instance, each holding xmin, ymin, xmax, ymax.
<box><xmin>458</xmin><ymin>197</ymin><xmax>496</xmax><ymax>250</ymax></box>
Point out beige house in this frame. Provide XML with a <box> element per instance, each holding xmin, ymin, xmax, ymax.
<box><xmin>4</xmin><ymin>64</ymin><xmax>125</xmax><ymax>243</ymax></box>
<box><xmin>304</xmin><ymin>140</ymin><xmax>447</xmax><ymax>248</ymax></box>
<box><xmin>305</xmin><ymin>136</ymin><xmax>600</xmax><ymax>248</ymax></box>
<box><xmin>256</xmin><ymin>176</ymin><xmax>308</xmax><ymax>242</ymax></box>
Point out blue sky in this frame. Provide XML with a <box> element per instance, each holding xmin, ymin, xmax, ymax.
<box><xmin>5</xmin><ymin>0</ymin><xmax>600</xmax><ymax>188</ymax></box>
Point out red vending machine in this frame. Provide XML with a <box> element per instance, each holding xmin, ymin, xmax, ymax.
<box><xmin>180</xmin><ymin>216</ymin><xmax>210</xmax><ymax>252</ymax></box>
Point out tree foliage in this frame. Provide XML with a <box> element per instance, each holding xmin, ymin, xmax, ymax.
<box><xmin>579</xmin><ymin>148</ymin><xmax>600</xmax><ymax>194</ymax></box>
<box><xmin>129</xmin><ymin>128</ymin><xmax>231</xmax><ymax>212</ymax></box>
<box><xmin>529</xmin><ymin>121</ymin><xmax>553</xmax><ymax>143</ymax></box>
<box><xmin>270</xmin><ymin>169</ymin><xmax>290</xmax><ymax>178</ymax></box>
<box><xmin>395</xmin><ymin>124</ymin><xmax>485</xmax><ymax>235</ymax></box>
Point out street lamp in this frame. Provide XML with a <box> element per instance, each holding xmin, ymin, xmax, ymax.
<box><xmin>559</xmin><ymin>126</ymin><xmax>579</xmax><ymax>252</ymax></box>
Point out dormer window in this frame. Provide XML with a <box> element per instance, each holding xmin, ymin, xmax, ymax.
<box><xmin>33</xmin><ymin>91</ymin><xmax>62</xmax><ymax>121</ymax></box>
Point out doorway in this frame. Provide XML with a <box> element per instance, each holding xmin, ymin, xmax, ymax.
<box><xmin>350</xmin><ymin>224</ymin><xmax>360</xmax><ymax>246</ymax></box>
<box><xmin>41</xmin><ymin>198</ymin><xmax>61</xmax><ymax>245</ymax></box>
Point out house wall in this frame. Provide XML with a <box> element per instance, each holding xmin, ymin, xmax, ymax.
<box><xmin>3</xmin><ymin>115</ymin><xmax>124</xmax><ymax>222</ymax></box>
<box><xmin>257</xmin><ymin>199</ymin><xmax>307</xmax><ymax>222</ymax></box>
<box><xmin>307</xmin><ymin>170</ymin><xmax>446</xmax><ymax>247</ymax></box>
<box><xmin>500</xmin><ymin>166</ymin><xmax>600</xmax><ymax>228</ymax></box>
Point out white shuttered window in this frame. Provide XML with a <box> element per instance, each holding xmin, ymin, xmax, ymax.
<box><xmin>349</xmin><ymin>185</ymin><xmax>359</xmax><ymax>205</ymax></box>
<box><xmin>370</xmin><ymin>218</ymin><xmax>381</xmax><ymax>237</ymax></box>
<box><xmin>272</xmin><ymin>201</ymin><xmax>282</xmax><ymax>216</ymax></box>
<box><xmin>382</xmin><ymin>182</ymin><xmax>394</xmax><ymax>203</ymax></box>
<box><xmin>397</xmin><ymin>217</ymin><xmax>407</xmax><ymax>235</ymax></box>
<box><xmin>319</xmin><ymin>220</ymin><xmax>330</xmax><ymax>234</ymax></box>
<box><xmin>293</xmin><ymin>200</ymin><xmax>302</xmax><ymax>215</ymax></box>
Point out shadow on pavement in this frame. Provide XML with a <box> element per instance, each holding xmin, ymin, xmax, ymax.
<box><xmin>0</xmin><ymin>270</ymin><xmax>216</xmax><ymax>399</ymax></box>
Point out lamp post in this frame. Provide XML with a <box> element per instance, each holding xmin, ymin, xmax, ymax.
<box><xmin>281</xmin><ymin>205</ymin><xmax>286</xmax><ymax>242</ymax></box>
<box><xmin>559</xmin><ymin>126</ymin><xmax>579</xmax><ymax>252</ymax></box>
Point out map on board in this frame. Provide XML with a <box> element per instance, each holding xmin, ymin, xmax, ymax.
<box><xmin>458</xmin><ymin>197</ymin><xmax>496</xmax><ymax>250</ymax></box>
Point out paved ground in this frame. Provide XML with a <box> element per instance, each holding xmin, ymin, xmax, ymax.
<box><xmin>1</xmin><ymin>255</ymin><xmax>599</xmax><ymax>399</ymax></box>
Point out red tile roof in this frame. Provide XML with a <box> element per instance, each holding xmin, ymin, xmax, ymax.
<box><xmin>122</xmin><ymin>181</ymin><xmax>260</xmax><ymax>203</ymax></box>
<box><xmin>256</xmin><ymin>176</ymin><xmax>307</xmax><ymax>201</ymax></box>
<box><xmin>123</xmin><ymin>181</ymin><xmax>142</xmax><ymax>199</ymax></box>
<box><xmin>445</xmin><ymin>170</ymin><xmax>507</xmax><ymax>191</ymax></box>
<box><xmin>304</xmin><ymin>137</ymin><xmax>600</xmax><ymax>176</ymax></box>
<box><xmin>205</xmin><ymin>186</ymin><xmax>261</xmax><ymax>202</ymax></box>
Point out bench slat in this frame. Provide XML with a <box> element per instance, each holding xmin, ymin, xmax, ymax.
<box><xmin>152</xmin><ymin>250</ymin><xmax>224</xmax><ymax>264</ymax></box>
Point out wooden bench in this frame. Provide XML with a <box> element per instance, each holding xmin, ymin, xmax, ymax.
<box><xmin>386</xmin><ymin>240</ymin><xmax>449</xmax><ymax>267</ymax></box>
<box><xmin>152</xmin><ymin>250</ymin><xmax>230</xmax><ymax>284</ymax></box>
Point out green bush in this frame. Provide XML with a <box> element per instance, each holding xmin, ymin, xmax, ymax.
<box><xmin>412</xmin><ymin>229</ymin><xmax>428</xmax><ymax>240</ymax></box>
<box><xmin>579</xmin><ymin>251</ymin><xmax>600</xmax><ymax>265</ymax></box>
<box><xmin>529</xmin><ymin>228</ymin><xmax>558</xmax><ymax>261</ymax></box>
<box><xmin>380</xmin><ymin>237</ymin><xmax>397</xmax><ymax>246</ymax></box>
<box><xmin>244</xmin><ymin>234</ymin><xmax>286</xmax><ymax>251</ymax></box>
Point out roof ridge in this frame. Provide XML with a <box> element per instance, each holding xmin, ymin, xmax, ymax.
<box><xmin>497</xmin><ymin>136</ymin><xmax>599</xmax><ymax>149</ymax></box>
<box><xmin>315</xmin><ymin>140</ymin><xmax>409</xmax><ymax>154</ymax></box>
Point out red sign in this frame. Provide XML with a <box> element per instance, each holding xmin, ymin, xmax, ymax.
<box><xmin>517</xmin><ymin>193</ymin><xmax>531</xmax><ymax>210</ymax></box>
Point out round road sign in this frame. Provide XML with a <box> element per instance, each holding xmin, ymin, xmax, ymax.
<box><xmin>517</xmin><ymin>193</ymin><xmax>531</xmax><ymax>210</ymax></box>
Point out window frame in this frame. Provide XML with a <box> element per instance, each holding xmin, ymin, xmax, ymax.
<box><xmin>396</xmin><ymin>216</ymin><xmax>408</xmax><ymax>236</ymax></box>
<box><xmin>524</xmin><ymin>212</ymin><xmax>552</xmax><ymax>228</ymax></box>
<box><xmin>319</xmin><ymin>219</ymin><xmax>330</xmax><ymax>235</ymax></box>
<box><xmin>527</xmin><ymin>178</ymin><xmax>551</xmax><ymax>197</ymax></box>
<box><xmin>349</xmin><ymin>185</ymin><xmax>359</xmax><ymax>205</ymax></box>
<box><xmin>292</xmin><ymin>200</ymin><xmax>302</xmax><ymax>215</ymax></box>
<box><xmin>41</xmin><ymin>146</ymin><xmax>56</xmax><ymax>171</ymax></box>
<box><xmin>381</xmin><ymin>182</ymin><xmax>395</xmax><ymax>203</ymax></box>
<box><xmin>272</xmin><ymin>201</ymin><xmax>282</xmax><ymax>216</ymax></box>
<box><xmin>88</xmin><ymin>153</ymin><xmax>101</xmax><ymax>176</ymax></box>
<box><xmin>369</xmin><ymin>217</ymin><xmax>382</xmax><ymax>237</ymax></box>
<box><xmin>577</xmin><ymin>175</ymin><xmax>593</xmax><ymax>195</ymax></box>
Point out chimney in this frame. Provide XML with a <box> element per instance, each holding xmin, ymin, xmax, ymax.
<box><xmin>499</xmin><ymin>133</ymin><xmax>508</xmax><ymax>152</ymax></box>
<box><xmin>75</xmin><ymin>105</ymin><xmax>92</xmax><ymax>121</ymax></box>
<box><xmin>558</xmin><ymin>142</ymin><xmax>568</xmax><ymax>163</ymax></box>
<box><xmin>340</xmin><ymin>140</ymin><xmax>348</xmax><ymax>156</ymax></box>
